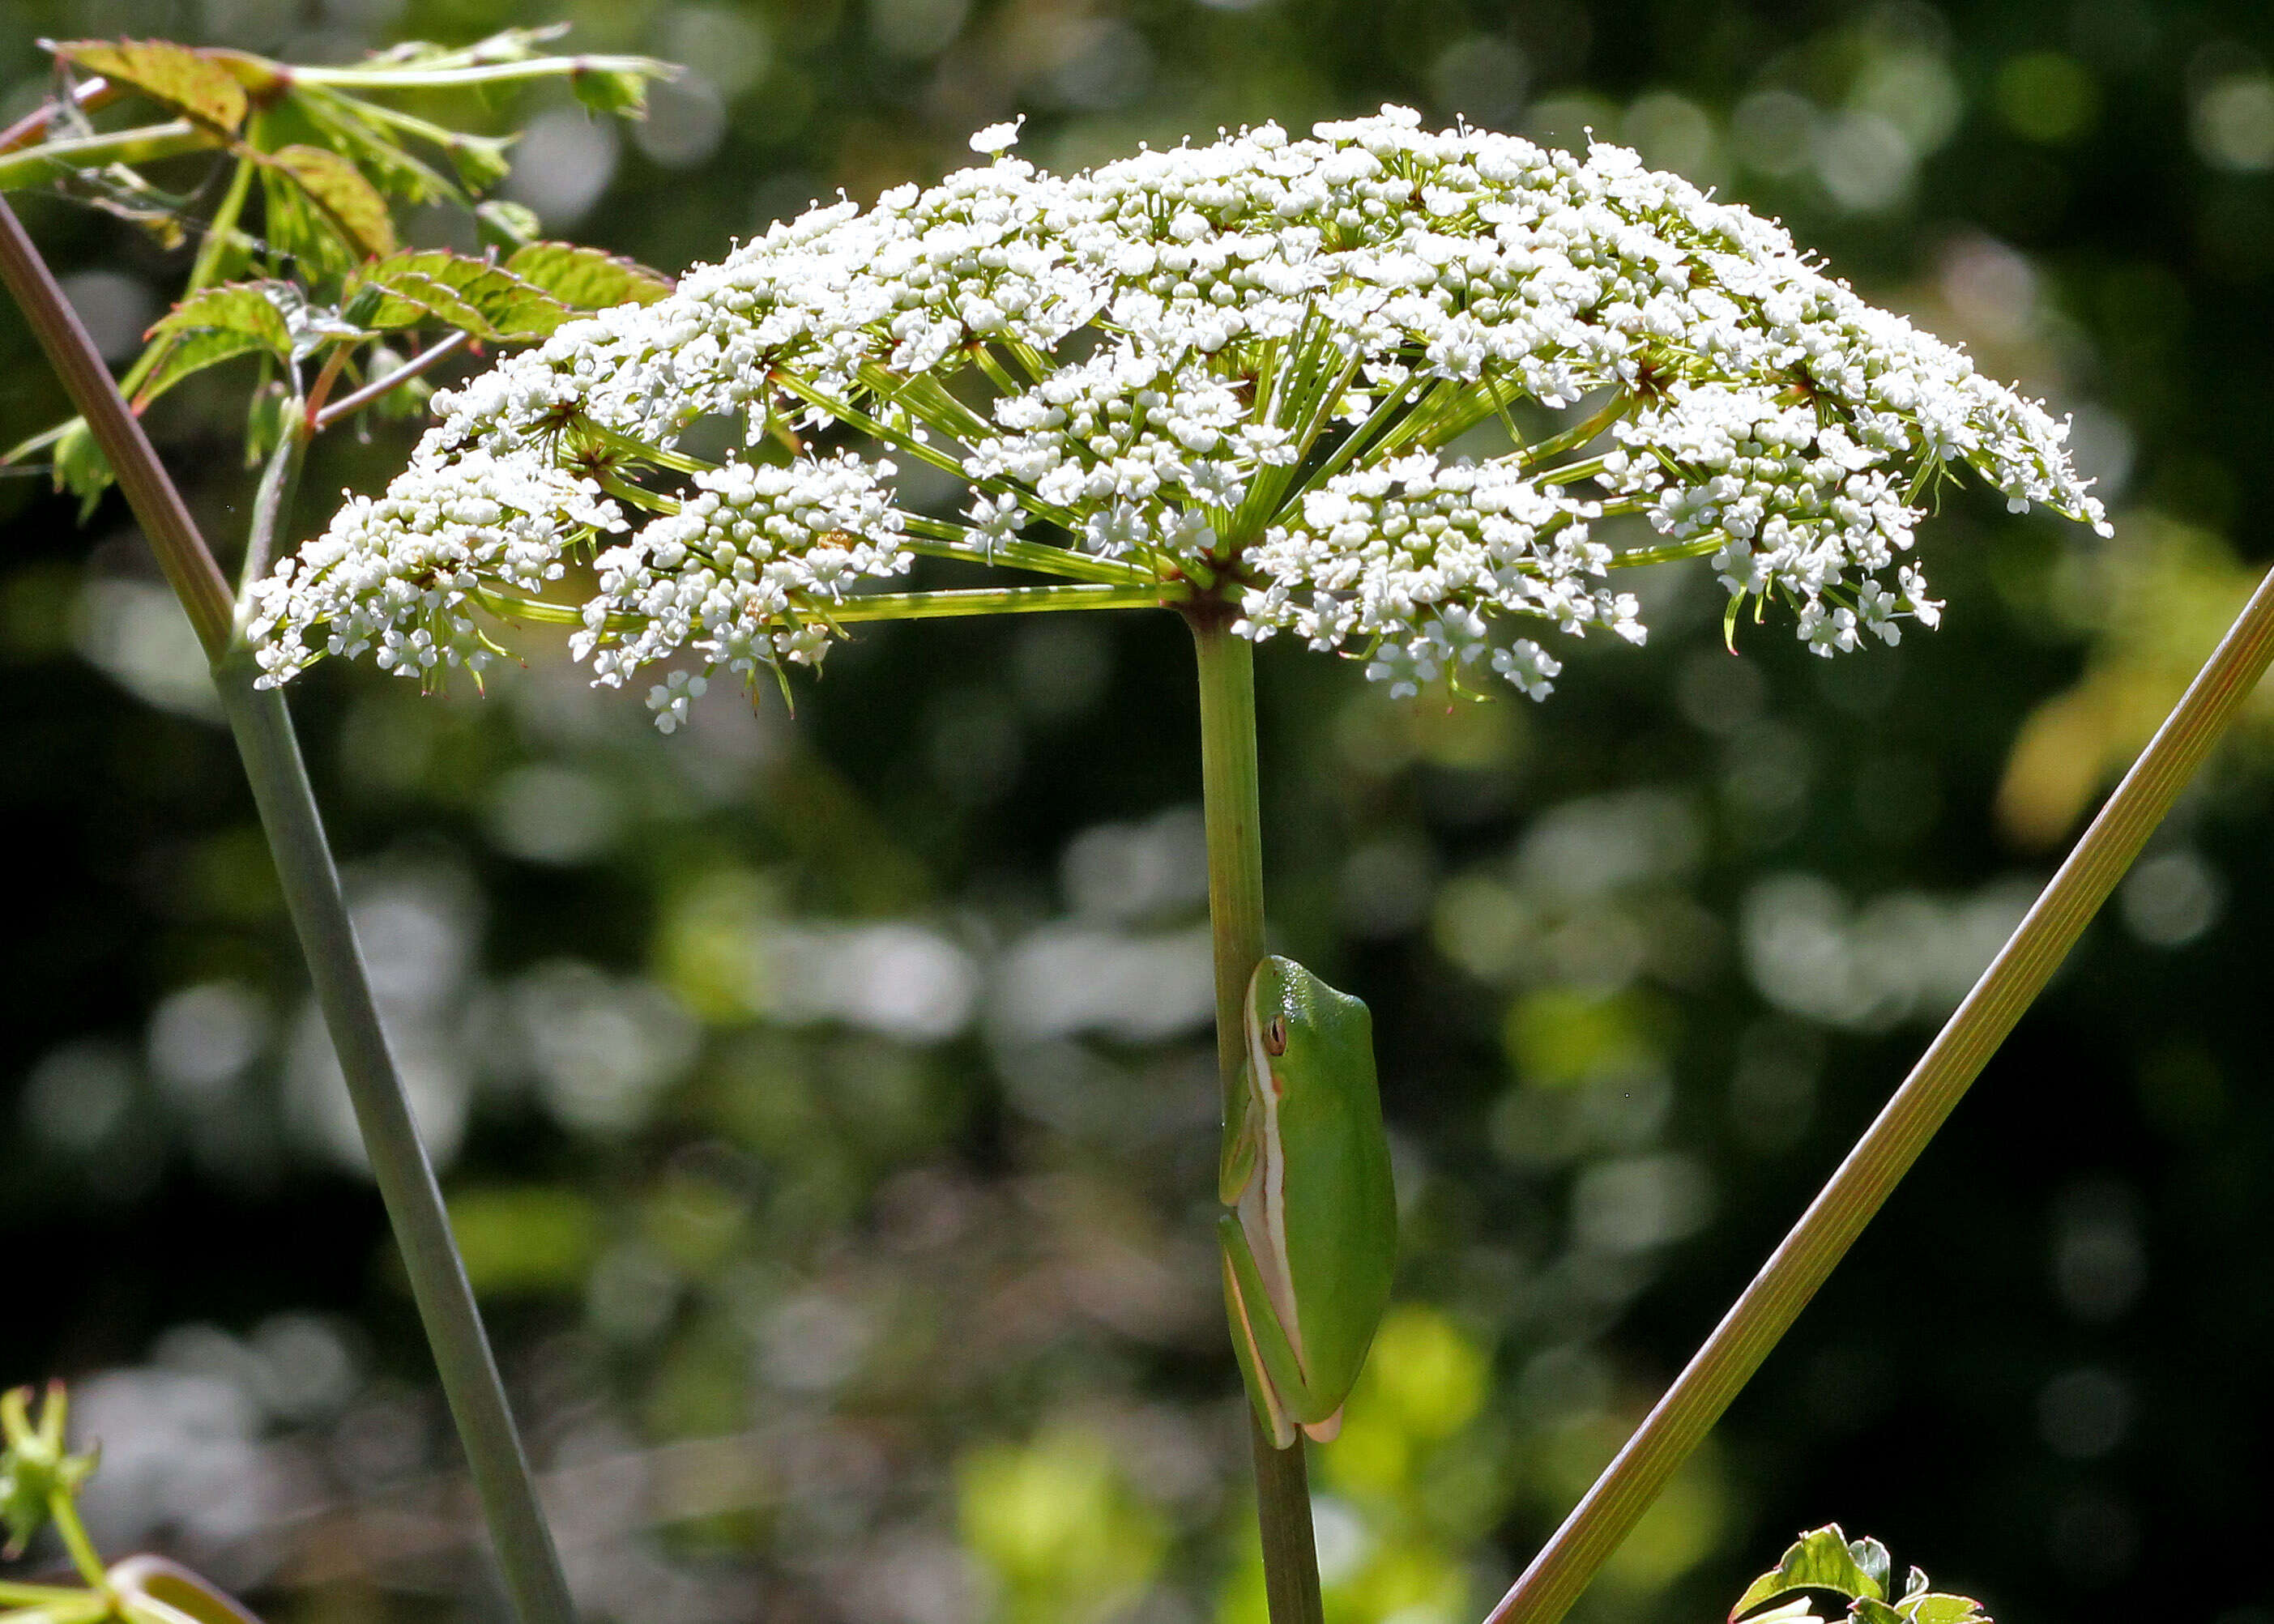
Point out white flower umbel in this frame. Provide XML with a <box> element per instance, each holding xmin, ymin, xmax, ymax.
<box><xmin>251</xmin><ymin>108</ymin><xmax>2110</xmax><ymax>723</ymax></box>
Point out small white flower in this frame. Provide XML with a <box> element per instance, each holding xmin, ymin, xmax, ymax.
<box><xmin>969</xmin><ymin>116</ymin><xmax>1026</xmax><ymax>156</ymax></box>
<box><xmin>646</xmin><ymin>670</ymin><xmax>708</xmax><ymax>733</ymax></box>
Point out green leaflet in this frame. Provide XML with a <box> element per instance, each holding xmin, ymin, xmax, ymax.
<box><xmin>506</xmin><ymin>240</ymin><xmax>672</xmax><ymax>309</ymax></box>
<box><xmin>149</xmin><ymin>281</ymin><xmax>293</xmax><ymax>355</ymax></box>
<box><xmin>288</xmin><ymin>85</ymin><xmax>471</xmax><ymax>209</ymax></box>
<box><xmin>51</xmin><ymin>39</ymin><xmax>247</xmax><ymax>134</ymax></box>
<box><xmin>262</xmin><ymin>143</ymin><xmax>397</xmax><ymax>262</ymax></box>
<box><xmin>133</xmin><ymin>326</ymin><xmax>278</xmax><ymax>410</ymax></box>
<box><xmin>352</xmin><ymin>249</ymin><xmax>567</xmax><ymax>339</ymax></box>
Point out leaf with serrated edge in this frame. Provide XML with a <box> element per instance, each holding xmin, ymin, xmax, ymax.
<box><xmin>267</xmin><ymin>145</ymin><xmax>397</xmax><ymax>259</ymax></box>
<box><xmin>150</xmin><ymin>283</ymin><xmax>292</xmax><ymax>355</ymax></box>
<box><xmin>358</xmin><ymin>250</ymin><xmax>565</xmax><ymax>339</ymax></box>
<box><xmin>133</xmin><ymin>328</ymin><xmax>276</xmax><ymax>411</ymax></box>
<box><xmin>1853</xmin><ymin>1600</ymin><xmax>1905</xmax><ymax>1624</ymax></box>
<box><xmin>1899</xmin><ymin>1594</ymin><xmax>1988</xmax><ymax>1624</ymax></box>
<box><xmin>52</xmin><ymin>40</ymin><xmax>246</xmax><ymax>132</ymax></box>
<box><xmin>363</xmin><ymin>271</ymin><xmax>500</xmax><ymax>339</ymax></box>
<box><xmin>1730</xmin><ymin>1528</ymin><xmax>1883</xmax><ymax>1621</ymax></box>
<box><xmin>506</xmin><ymin>241</ymin><xmax>671</xmax><ymax>309</ymax></box>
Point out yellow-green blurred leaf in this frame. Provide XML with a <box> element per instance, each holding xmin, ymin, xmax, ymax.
<box><xmin>957</xmin><ymin>1427</ymin><xmax>1167</xmax><ymax>1624</ymax></box>
<box><xmin>446</xmin><ymin>1185</ymin><xmax>604</xmax><ymax>1294</ymax></box>
<box><xmin>506</xmin><ymin>241</ymin><xmax>672</xmax><ymax>309</ymax></box>
<box><xmin>53</xmin><ymin>39</ymin><xmax>247</xmax><ymax>132</ymax></box>
<box><xmin>1996</xmin><ymin>515</ymin><xmax>2274</xmax><ymax>846</ymax></box>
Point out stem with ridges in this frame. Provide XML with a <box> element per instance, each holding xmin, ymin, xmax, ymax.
<box><xmin>1487</xmin><ymin>561</ymin><xmax>2274</xmax><ymax>1624</ymax></box>
<box><xmin>0</xmin><ymin>190</ymin><xmax>577</xmax><ymax>1624</ymax></box>
<box><xmin>1187</xmin><ymin>604</ymin><xmax>1325</xmax><ymax>1624</ymax></box>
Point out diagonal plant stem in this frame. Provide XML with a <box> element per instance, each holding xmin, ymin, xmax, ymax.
<box><xmin>1486</xmin><ymin>559</ymin><xmax>2274</xmax><ymax>1624</ymax></box>
<box><xmin>0</xmin><ymin>193</ymin><xmax>577</xmax><ymax>1624</ymax></box>
<box><xmin>1187</xmin><ymin>605</ymin><xmax>1326</xmax><ymax>1624</ymax></box>
<box><xmin>311</xmin><ymin>330</ymin><xmax>469</xmax><ymax>431</ymax></box>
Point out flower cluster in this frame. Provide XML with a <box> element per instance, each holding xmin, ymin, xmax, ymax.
<box><xmin>250</xmin><ymin>107</ymin><xmax>2109</xmax><ymax>719</ymax></box>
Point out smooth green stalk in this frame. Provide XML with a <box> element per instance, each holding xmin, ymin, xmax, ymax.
<box><xmin>279</xmin><ymin>53</ymin><xmax>666</xmax><ymax>89</ymax></box>
<box><xmin>831</xmin><ymin>582</ymin><xmax>1176</xmax><ymax>621</ymax></box>
<box><xmin>0</xmin><ymin>121</ymin><xmax>220</xmax><ymax>192</ymax></box>
<box><xmin>0</xmin><ymin>193</ymin><xmax>577</xmax><ymax>1624</ymax></box>
<box><xmin>1487</xmin><ymin>563</ymin><xmax>2274</xmax><ymax>1624</ymax></box>
<box><xmin>185</xmin><ymin>153</ymin><xmax>255</xmax><ymax>296</ymax></box>
<box><xmin>1186</xmin><ymin>607</ymin><xmax>1326</xmax><ymax>1624</ymax></box>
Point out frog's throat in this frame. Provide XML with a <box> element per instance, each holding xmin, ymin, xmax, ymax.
<box><xmin>1240</xmin><ymin>968</ymin><xmax>1309</xmax><ymax>1381</ymax></box>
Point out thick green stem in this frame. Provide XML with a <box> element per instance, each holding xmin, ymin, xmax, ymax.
<box><xmin>1186</xmin><ymin>607</ymin><xmax>1325</xmax><ymax>1624</ymax></box>
<box><xmin>0</xmin><ymin>192</ymin><xmax>577</xmax><ymax>1624</ymax></box>
<box><xmin>1487</xmin><ymin>559</ymin><xmax>2274</xmax><ymax>1624</ymax></box>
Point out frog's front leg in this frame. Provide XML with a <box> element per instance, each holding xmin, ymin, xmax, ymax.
<box><xmin>1218</xmin><ymin>1213</ymin><xmax>1309</xmax><ymax>1450</ymax></box>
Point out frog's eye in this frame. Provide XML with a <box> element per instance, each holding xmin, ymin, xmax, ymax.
<box><xmin>1264</xmin><ymin>1017</ymin><xmax>1288</xmax><ymax>1056</ymax></box>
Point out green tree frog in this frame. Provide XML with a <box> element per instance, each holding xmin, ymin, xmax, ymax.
<box><xmin>1218</xmin><ymin>955</ymin><xmax>1397</xmax><ymax>1448</ymax></box>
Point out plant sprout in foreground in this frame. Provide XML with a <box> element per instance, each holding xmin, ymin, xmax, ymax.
<box><xmin>247</xmin><ymin>105</ymin><xmax>2106</xmax><ymax>713</ymax></box>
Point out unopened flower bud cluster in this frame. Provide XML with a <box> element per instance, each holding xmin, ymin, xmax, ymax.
<box><xmin>249</xmin><ymin>106</ymin><xmax>2107</xmax><ymax>719</ymax></box>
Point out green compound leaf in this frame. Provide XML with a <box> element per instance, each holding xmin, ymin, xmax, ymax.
<box><xmin>265</xmin><ymin>143</ymin><xmax>397</xmax><ymax>260</ymax></box>
<box><xmin>1731</xmin><ymin>1526</ymin><xmax>1884</xmax><ymax>1619</ymax></box>
<box><xmin>505</xmin><ymin>240</ymin><xmax>672</xmax><ymax>309</ymax></box>
<box><xmin>51</xmin><ymin>38</ymin><xmax>248</xmax><ymax>133</ymax></box>
<box><xmin>354</xmin><ymin>249</ymin><xmax>567</xmax><ymax>339</ymax></box>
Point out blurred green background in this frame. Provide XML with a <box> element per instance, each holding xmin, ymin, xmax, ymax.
<box><xmin>2</xmin><ymin>1</ymin><xmax>2271</xmax><ymax>1622</ymax></box>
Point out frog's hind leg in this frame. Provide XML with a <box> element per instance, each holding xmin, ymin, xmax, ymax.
<box><xmin>1301</xmin><ymin>1408</ymin><xmax>1342</xmax><ymax>1443</ymax></box>
<box><xmin>1220</xmin><ymin>1216</ymin><xmax>1298</xmax><ymax>1449</ymax></box>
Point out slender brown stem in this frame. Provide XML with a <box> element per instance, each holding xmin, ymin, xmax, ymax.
<box><xmin>311</xmin><ymin>330</ymin><xmax>469</xmax><ymax>431</ymax></box>
<box><xmin>1487</xmin><ymin>561</ymin><xmax>2274</xmax><ymax>1624</ymax></box>
<box><xmin>0</xmin><ymin>194</ymin><xmax>234</xmax><ymax>656</ymax></box>
<box><xmin>1187</xmin><ymin>604</ymin><xmax>1326</xmax><ymax>1624</ymax></box>
<box><xmin>0</xmin><ymin>78</ymin><xmax>115</xmax><ymax>155</ymax></box>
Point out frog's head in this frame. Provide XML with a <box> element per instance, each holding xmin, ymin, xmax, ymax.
<box><xmin>1244</xmin><ymin>954</ymin><xmax>1368</xmax><ymax>1101</ymax></box>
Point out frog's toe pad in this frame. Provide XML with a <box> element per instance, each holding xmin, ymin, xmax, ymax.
<box><xmin>1301</xmin><ymin>1407</ymin><xmax>1343</xmax><ymax>1443</ymax></box>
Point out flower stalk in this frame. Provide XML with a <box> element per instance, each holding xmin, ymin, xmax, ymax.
<box><xmin>1188</xmin><ymin>606</ymin><xmax>1326</xmax><ymax>1624</ymax></box>
<box><xmin>1486</xmin><ymin>560</ymin><xmax>2274</xmax><ymax>1624</ymax></box>
<box><xmin>0</xmin><ymin>191</ymin><xmax>576</xmax><ymax>1624</ymax></box>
